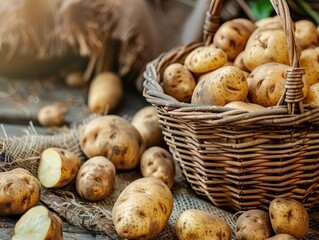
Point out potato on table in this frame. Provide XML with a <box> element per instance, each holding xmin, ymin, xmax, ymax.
<box><xmin>112</xmin><ymin>177</ymin><xmax>173</xmax><ymax>240</ymax></box>
<box><xmin>140</xmin><ymin>146</ymin><xmax>175</xmax><ymax>189</ymax></box>
<box><xmin>80</xmin><ymin>115</ymin><xmax>145</xmax><ymax>170</ymax></box>
<box><xmin>0</xmin><ymin>168</ymin><xmax>41</xmax><ymax>216</ymax></box>
<box><xmin>76</xmin><ymin>156</ymin><xmax>116</xmax><ymax>202</ymax></box>
<box><xmin>176</xmin><ymin>209</ymin><xmax>232</xmax><ymax>240</ymax></box>
<box><xmin>12</xmin><ymin>205</ymin><xmax>63</xmax><ymax>240</ymax></box>
<box><xmin>37</xmin><ymin>102</ymin><xmax>68</xmax><ymax>127</ymax></box>
<box><xmin>37</xmin><ymin>147</ymin><xmax>81</xmax><ymax>188</ymax></box>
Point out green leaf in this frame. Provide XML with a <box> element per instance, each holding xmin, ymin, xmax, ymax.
<box><xmin>249</xmin><ymin>0</ymin><xmax>274</xmax><ymax>20</ymax></box>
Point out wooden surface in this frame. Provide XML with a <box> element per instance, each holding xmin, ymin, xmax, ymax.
<box><xmin>0</xmin><ymin>76</ymin><xmax>149</xmax><ymax>239</ymax></box>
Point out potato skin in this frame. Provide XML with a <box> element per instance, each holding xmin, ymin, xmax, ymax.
<box><xmin>304</xmin><ymin>82</ymin><xmax>319</xmax><ymax>105</ymax></box>
<box><xmin>0</xmin><ymin>168</ymin><xmax>41</xmax><ymax>216</ymax></box>
<box><xmin>176</xmin><ymin>209</ymin><xmax>232</xmax><ymax>240</ymax></box>
<box><xmin>269</xmin><ymin>198</ymin><xmax>309</xmax><ymax>239</ymax></box>
<box><xmin>80</xmin><ymin>115</ymin><xmax>145</xmax><ymax>170</ymax></box>
<box><xmin>112</xmin><ymin>177</ymin><xmax>173</xmax><ymax>240</ymax></box>
<box><xmin>76</xmin><ymin>156</ymin><xmax>116</xmax><ymax>201</ymax></box>
<box><xmin>235</xmin><ymin>209</ymin><xmax>273</xmax><ymax>240</ymax></box>
<box><xmin>140</xmin><ymin>146</ymin><xmax>175</xmax><ymax>189</ymax></box>
<box><xmin>131</xmin><ymin>106</ymin><xmax>164</xmax><ymax>149</ymax></box>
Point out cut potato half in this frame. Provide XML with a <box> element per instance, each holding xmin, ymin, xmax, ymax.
<box><xmin>12</xmin><ymin>205</ymin><xmax>63</xmax><ymax>240</ymax></box>
<box><xmin>38</xmin><ymin>148</ymin><xmax>81</xmax><ymax>188</ymax></box>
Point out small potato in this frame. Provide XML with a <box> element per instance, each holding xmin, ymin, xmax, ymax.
<box><xmin>224</xmin><ymin>101</ymin><xmax>265</xmax><ymax>112</ymax></box>
<box><xmin>184</xmin><ymin>46</ymin><xmax>227</xmax><ymax>74</ymax></box>
<box><xmin>0</xmin><ymin>168</ymin><xmax>41</xmax><ymax>216</ymax></box>
<box><xmin>65</xmin><ymin>71</ymin><xmax>85</xmax><ymax>87</ymax></box>
<box><xmin>80</xmin><ymin>115</ymin><xmax>145</xmax><ymax>170</ymax></box>
<box><xmin>234</xmin><ymin>51</ymin><xmax>249</xmax><ymax>72</ymax></box>
<box><xmin>76</xmin><ymin>156</ymin><xmax>116</xmax><ymax>201</ymax></box>
<box><xmin>255</xmin><ymin>16</ymin><xmax>281</xmax><ymax>28</ymax></box>
<box><xmin>304</xmin><ymin>82</ymin><xmax>319</xmax><ymax>105</ymax></box>
<box><xmin>269</xmin><ymin>198</ymin><xmax>309</xmax><ymax>239</ymax></box>
<box><xmin>37</xmin><ymin>102</ymin><xmax>68</xmax><ymax>127</ymax></box>
<box><xmin>88</xmin><ymin>71</ymin><xmax>123</xmax><ymax>114</ymax></box>
<box><xmin>295</xmin><ymin>20</ymin><xmax>318</xmax><ymax>51</ymax></box>
<box><xmin>131</xmin><ymin>106</ymin><xmax>164</xmax><ymax>149</ymax></box>
<box><xmin>140</xmin><ymin>146</ymin><xmax>175</xmax><ymax>189</ymax></box>
<box><xmin>213</xmin><ymin>18</ymin><xmax>256</xmax><ymax>61</ymax></box>
<box><xmin>300</xmin><ymin>47</ymin><xmax>319</xmax><ymax>86</ymax></box>
<box><xmin>12</xmin><ymin>205</ymin><xmax>63</xmax><ymax>240</ymax></box>
<box><xmin>191</xmin><ymin>66</ymin><xmax>248</xmax><ymax>106</ymax></box>
<box><xmin>112</xmin><ymin>177</ymin><xmax>173</xmax><ymax>239</ymax></box>
<box><xmin>235</xmin><ymin>209</ymin><xmax>273</xmax><ymax>240</ymax></box>
<box><xmin>176</xmin><ymin>209</ymin><xmax>232</xmax><ymax>240</ymax></box>
<box><xmin>267</xmin><ymin>234</ymin><xmax>297</xmax><ymax>240</ymax></box>
<box><xmin>38</xmin><ymin>147</ymin><xmax>81</xmax><ymax>188</ymax></box>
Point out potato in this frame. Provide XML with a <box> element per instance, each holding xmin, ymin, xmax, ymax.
<box><xmin>176</xmin><ymin>209</ymin><xmax>232</xmax><ymax>240</ymax></box>
<box><xmin>38</xmin><ymin>147</ymin><xmax>81</xmax><ymax>188</ymax></box>
<box><xmin>295</xmin><ymin>20</ymin><xmax>318</xmax><ymax>51</ymax></box>
<box><xmin>300</xmin><ymin>47</ymin><xmax>319</xmax><ymax>86</ymax></box>
<box><xmin>235</xmin><ymin>209</ymin><xmax>273</xmax><ymax>240</ymax></box>
<box><xmin>247</xmin><ymin>63</ymin><xmax>308</xmax><ymax>107</ymax></box>
<box><xmin>304</xmin><ymin>82</ymin><xmax>319</xmax><ymax>105</ymax></box>
<box><xmin>80</xmin><ymin>115</ymin><xmax>145</xmax><ymax>170</ymax></box>
<box><xmin>131</xmin><ymin>106</ymin><xmax>164</xmax><ymax>149</ymax></box>
<box><xmin>267</xmin><ymin>234</ymin><xmax>297</xmax><ymax>240</ymax></box>
<box><xmin>88</xmin><ymin>71</ymin><xmax>123</xmax><ymax>114</ymax></box>
<box><xmin>224</xmin><ymin>101</ymin><xmax>265</xmax><ymax>112</ymax></box>
<box><xmin>243</xmin><ymin>26</ymin><xmax>289</xmax><ymax>71</ymax></box>
<box><xmin>65</xmin><ymin>71</ymin><xmax>85</xmax><ymax>87</ymax></box>
<box><xmin>76</xmin><ymin>156</ymin><xmax>115</xmax><ymax>201</ymax></box>
<box><xmin>162</xmin><ymin>63</ymin><xmax>196</xmax><ymax>102</ymax></box>
<box><xmin>112</xmin><ymin>177</ymin><xmax>173</xmax><ymax>239</ymax></box>
<box><xmin>255</xmin><ymin>16</ymin><xmax>281</xmax><ymax>28</ymax></box>
<box><xmin>0</xmin><ymin>168</ymin><xmax>41</xmax><ymax>216</ymax></box>
<box><xmin>269</xmin><ymin>198</ymin><xmax>309</xmax><ymax>239</ymax></box>
<box><xmin>191</xmin><ymin>66</ymin><xmax>248</xmax><ymax>106</ymax></box>
<box><xmin>12</xmin><ymin>205</ymin><xmax>63</xmax><ymax>240</ymax></box>
<box><xmin>234</xmin><ymin>51</ymin><xmax>249</xmax><ymax>72</ymax></box>
<box><xmin>213</xmin><ymin>18</ymin><xmax>256</xmax><ymax>61</ymax></box>
<box><xmin>184</xmin><ymin>45</ymin><xmax>227</xmax><ymax>74</ymax></box>
<box><xmin>140</xmin><ymin>146</ymin><xmax>175</xmax><ymax>189</ymax></box>
<box><xmin>37</xmin><ymin>102</ymin><xmax>68</xmax><ymax>127</ymax></box>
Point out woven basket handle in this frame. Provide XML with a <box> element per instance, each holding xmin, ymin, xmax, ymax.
<box><xmin>203</xmin><ymin>0</ymin><xmax>305</xmax><ymax>114</ymax></box>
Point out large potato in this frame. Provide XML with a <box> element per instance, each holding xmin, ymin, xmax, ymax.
<box><xmin>235</xmin><ymin>209</ymin><xmax>273</xmax><ymax>240</ymax></box>
<box><xmin>191</xmin><ymin>66</ymin><xmax>248</xmax><ymax>106</ymax></box>
<box><xmin>131</xmin><ymin>106</ymin><xmax>164</xmax><ymax>149</ymax></box>
<box><xmin>184</xmin><ymin>45</ymin><xmax>227</xmax><ymax>74</ymax></box>
<box><xmin>140</xmin><ymin>146</ymin><xmax>175</xmax><ymax>189</ymax></box>
<box><xmin>243</xmin><ymin>26</ymin><xmax>289</xmax><ymax>71</ymax></box>
<box><xmin>38</xmin><ymin>147</ymin><xmax>81</xmax><ymax>188</ymax></box>
<box><xmin>162</xmin><ymin>63</ymin><xmax>196</xmax><ymax>103</ymax></box>
<box><xmin>269</xmin><ymin>198</ymin><xmax>309</xmax><ymax>239</ymax></box>
<box><xmin>295</xmin><ymin>20</ymin><xmax>318</xmax><ymax>51</ymax></box>
<box><xmin>88</xmin><ymin>71</ymin><xmax>123</xmax><ymax>114</ymax></box>
<box><xmin>80</xmin><ymin>115</ymin><xmax>145</xmax><ymax>170</ymax></box>
<box><xmin>0</xmin><ymin>168</ymin><xmax>41</xmax><ymax>216</ymax></box>
<box><xmin>300</xmin><ymin>47</ymin><xmax>319</xmax><ymax>86</ymax></box>
<box><xmin>213</xmin><ymin>18</ymin><xmax>256</xmax><ymax>61</ymax></box>
<box><xmin>12</xmin><ymin>205</ymin><xmax>63</xmax><ymax>240</ymax></box>
<box><xmin>176</xmin><ymin>209</ymin><xmax>232</xmax><ymax>240</ymax></box>
<box><xmin>76</xmin><ymin>156</ymin><xmax>116</xmax><ymax>201</ymax></box>
<box><xmin>37</xmin><ymin>102</ymin><xmax>68</xmax><ymax>127</ymax></box>
<box><xmin>112</xmin><ymin>177</ymin><xmax>173</xmax><ymax>239</ymax></box>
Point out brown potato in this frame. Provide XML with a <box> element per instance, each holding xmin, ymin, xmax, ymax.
<box><xmin>65</xmin><ymin>71</ymin><xmax>85</xmax><ymax>87</ymax></box>
<box><xmin>112</xmin><ymin>177</ymin><xmax>173</xmax><ymax>239</ymax></box>
<box><xmin>76</xmin><ymin>156</ymin><xmax>116</xmax><ymax>201</ymax></box>
<box><xmin>300</xmin><ymin>47</ymin><xmax>319</xmax><ymax>86</ymax></box>
<box><xmin>37</xmin><ymin>102</ymin><xmax>68</xmax><ymax>127</ymax></box>
<box><xmin>235</xmin><ymin>209</ymin><xmax>273</xmax><ymax>240</ymax></box>
<box><xmin>12</xmin><ymin>205</ymin><xmax>63</xmax><ymax>240</ymax></box>
<box><xmin>0</xmin><ymin>168</ymin><xmax>41</xmax><ymax>216</ymax></box>
<box><xmin>304</xmin><ymin>82</ymin><xmax>319</xmax><ymax>105</ymax></box>
<box><xmin>255</xmin><ymin>16</ymin><xmax>281</xmax><ymax>28</ymax></box>
<box><xmin>269</xmin><ymin>198</ymin><xmax>309</xmax><ymax>239</ymax></box>
<box><xmin>295</xmin><ymin>20</ymin><xmax>318</xmax><ymax>51</ymax></box>
<box><xmin>80</xmin><ymin>115</ymin><xmax>145</xmax><ymax>170</ymax></box>
<box><xmin>213</xmin><ymin>18</ymin><xmax>256</xmax><ymax>61</ymax></box>
<box><xmin>38</xmin><ymin>147</ymin><xmax>81</xmax><ymax>188</ymax></box>
<box><xmin>224</xmin><ymin>101</ymin><xmax>265</xmax><ymax>112</ymax></box>
<box><xmin>140</xmin><ymin>146</ymin><xmax>175</xmax><ymax>189</ymax></box>
<box><xmin>191</xmin><ymin>66</ymin><xmax>248</xmax><ymax>106</ymax></box>
<box><xmin>88</xmin><ymin>71</ymin><xmax>123</xmax><ymax>114</ymax></box>
<box><xmin>267</xmin><ymin>234</ymin><xmax>297</xmax><ymax>240</ymax></box>
<box><xmin>176</xmin><ymin>209</ymin><xmax>232</xmax><ymax>240</ymax></box>
<box><xmin>234</xmin><ymin>51</ymin><xmax>249</xmax><ymax>72</ymax></box>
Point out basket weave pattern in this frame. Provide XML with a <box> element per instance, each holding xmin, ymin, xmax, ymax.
<box><xmin>143</xmin><ymin>0</ymin><xmax>319</xmax><ymax>211</ymax></box>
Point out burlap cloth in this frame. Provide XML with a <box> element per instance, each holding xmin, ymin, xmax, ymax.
<box><xmin>0</xmin><ymin>122</ymin><xmax>319</xmax><ymax>239</ymax></box>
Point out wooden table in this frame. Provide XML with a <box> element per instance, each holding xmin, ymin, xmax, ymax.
<box><xmin>0</xmin><ymin>76</ymin><xmax>149</xmax><ymax>239</ymax></box>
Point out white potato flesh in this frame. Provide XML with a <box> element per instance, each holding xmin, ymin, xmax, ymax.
<box><xmin>38</xmin><ymin>149</ymin><xmax>62</xmax><ymax>188</ymax></box>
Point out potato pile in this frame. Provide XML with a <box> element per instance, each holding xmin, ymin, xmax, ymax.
<box><xmin>162</xmin><ymin>16</ymin><xmax>319</xmax><ymax>110</ymax></box>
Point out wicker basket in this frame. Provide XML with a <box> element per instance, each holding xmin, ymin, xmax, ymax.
<box><xmin>143</xmin><ymin>0</ymin><xmax>319</xmax><ymax>212</ymax></box>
